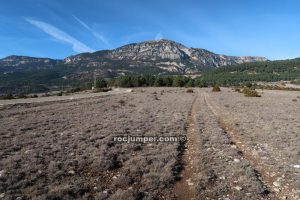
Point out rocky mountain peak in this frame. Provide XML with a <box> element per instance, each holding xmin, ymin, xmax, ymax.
<box><xmin>2</xmin><ymin>39</ymin><xmax>268</xmax><ymax>74</ymax></box>
<box><xmin>109</xmin><ymin>39</ymin><xmax>190</xmax><ymax>61</ymax></box>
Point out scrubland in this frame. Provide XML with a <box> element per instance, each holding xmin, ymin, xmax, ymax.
<box><xmin>0</xmin><ymin>87</ymin><xmax>299</xmax><ymax>199</ymax></box>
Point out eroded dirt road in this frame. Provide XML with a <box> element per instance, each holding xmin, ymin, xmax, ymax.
<box><xmin>203</xmin><ymin>89</ymin><xmax>300</xmax><ymax>200</ymax></box>
<box><xmin>174</xmin><ymin>93</ymin><xmax>199</xmax><ymax>200</ymax></box>
<box><xmin>173</xmin><ymin>89</ymin><xmax>299</xmax><ymax>199</ymax></box>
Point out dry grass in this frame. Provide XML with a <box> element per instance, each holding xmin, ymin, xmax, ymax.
<box><xmin>242</xmin><ymin>87</ymin><xmax>261</xmax><ymax>97</ymax></box>
<box><xmin>0</xmin><ymin>88</ymin><xmax>195</xmax><ymax>199</ymax></box>
<box><xmin>212</xmin><ymin>85</ymin><xmax>221</xmax><ymax>92</ymax></box>
<box><xmin>0</xmin><ymin>87</ymin><xmax>298</xmax><ymax>199</ymax></box>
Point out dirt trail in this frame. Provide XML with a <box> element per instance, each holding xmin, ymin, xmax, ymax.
<box><xmin>203</xmin><ymin>92</ymin><xmax>297</xmax><ymax>199</ymax></box>
<box><xmin>173</xmin><ymin>92</ymin><xmax>200</xmax><ymax>200</ymax></box>
<box><xmin>174</xmin><ymin>90</ymin><xmax>277</xmax><ymax>200</ymax></box>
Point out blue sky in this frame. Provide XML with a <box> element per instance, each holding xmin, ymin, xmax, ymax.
<box><xmin>0</xmin><ymin>0</ymin><xmax>300</xmax><ymax>60</ymax></box>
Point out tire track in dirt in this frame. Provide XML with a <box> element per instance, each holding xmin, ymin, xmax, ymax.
<box><xmin>203</xmin><ymin>92</ymin><xmax>297</xmax><ymax>200</ymax></box>
<box><xmin>173</xmin><ymin>92</ymin><xmax>200</xmax><ymax>200</ymax></box>
<box><xmin>193</xmin><ymin>92</ymin><xmax>271</xmax><ymax>199</ymax></box>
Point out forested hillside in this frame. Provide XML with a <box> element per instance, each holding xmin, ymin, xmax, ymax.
<box><xmin>199</xmin><ymin>58</ymin><xmax>300</xmax><ymax>86</ymax></box>
<box><xmin>1</xmin><ymin>57</ymin><xmax>300</xmax><ymax>94</ymax></box>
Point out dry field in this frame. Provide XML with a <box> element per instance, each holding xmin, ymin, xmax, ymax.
<box><xmin>204</xmin><ymin>88</ymin><xmax>300</xmax><ymax>199</ymax></box>
<box><xmin>0</xmin><ymin>87</ymin><xmax>299</xmax><ymax>200</ymax></box>
<box><xmin>0</xmin><ymin>88</ymin><xmax>195</xmax><ymax>200</ymax></box>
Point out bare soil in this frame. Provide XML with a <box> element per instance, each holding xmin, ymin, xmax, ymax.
<box><xmin>0</xmin><ymin>87</ymin><xmax>299</xmax><ymax>200</ymax></box>
<box><xmin>173</xmin><ymin>93</ymin><xmax>198</xmax><ymax>200</ymax></box>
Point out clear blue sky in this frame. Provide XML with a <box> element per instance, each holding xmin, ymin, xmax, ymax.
<box><xmin>1</xmin><ymin>0</ymin><xmax>300</xmax><ymax>60</ymax></box>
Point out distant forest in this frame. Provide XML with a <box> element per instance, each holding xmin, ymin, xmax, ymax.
<box><xmin>199</xmin><ymin>58</ymin><xmax>300</xmax><ymax>86</ymax></box>
<box><xmin>111</xmin><ymin>59</ymin><xmax>300</xmax><ymax>87</ymax></box>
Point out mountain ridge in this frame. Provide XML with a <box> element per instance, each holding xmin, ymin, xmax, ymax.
<box><xmin>1</xmin><ymin>40</ymin><xmax>300</xmax><ymax>95</ymax></box>
<box><xmin>1</xmin><ymin>39</ymin><xmax>268</xmax><ymax>74</ymax></box>
<box><xmin>0</xmin><ymin>39</ymin><xmax>270</xmax><ymax>94</ymax></box>
<box><xmin>62</xmin><ymin>39</ymin><xmax>268</xmax><ymax>73</ymax></box>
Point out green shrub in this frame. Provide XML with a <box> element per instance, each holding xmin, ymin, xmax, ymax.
<box><xmin>16</xmin><ymin>94</ymin><xmax>28</xmax><ymax>99</ymax></box>
<box><xmin>65</xmin><ymin>87</ymin><xmax>81</xmax><ymax>94</ymax></box>
<box><xmin>212</xmin><ymin>85</ymin><xmax>221</xmax><ymax>92</ymax></box>
<box><xmin>186</xmin><ymin>79</ymin><xmax>195</xmax><ymax>87</ymax></box>
<box><xmin>154</xmin><ymin>77</ymin><xmax>165</xmax><ymax>87</ymax></box>
<box><xmin>235</xmin><ymin>88</ymin><xmax>241</xmax><ymax>92</ymax></box>
<box><xmin>244</xmin><ymin>82</ymin><xmax>253</xmax><ymax>88</ymax></box>
<box><xmin>186</xmin><ymin>88</ymin><xmax>194</xmax><ymax>93</ymax></box>
<box><xmin>93</xmin><ymin>88</ymin><xmax>112</xmax><ymax>93</ymax></box>
<box><xmin>194</xmin><ymin>79</ymin><xmax>208</xmax><ymax>87</ymax></box>
<box><xmin>0</xmin><ymin>92</ymin><xmax>14</xmax><ymax>100</ymax></box>
<box><xmin>242</xmin><ymin>87</ymin><xmax>261</xmax><ymax>97</ymax></box>
<box><xmin>31</xmin><ymin>94</ymin><xmax>38</xmax><ymax>98</ymax></box>
<box><xmin>94</xmin><ymin>79</ymin><xmax>107</xmax><ymax>89</ymax></box>
<box><xmin>42</xmin><ymin>93</ymin><xmax>51</xmax><ymax>97</ymax></box>
<box><xmin>172</xmin><ymin>76</ymin><xmax>185</xmax><ymax>87</ymax></box>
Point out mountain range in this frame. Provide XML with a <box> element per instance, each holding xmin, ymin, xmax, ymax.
<box><xmin>0</xmin><ymin>39</ymin><xmax>269</xmax><ymax>94</ymax></box>
<box><xmin>1</xmin><ymin>39</ymin><xmax>267</xmax><ymax>74</ymax></box>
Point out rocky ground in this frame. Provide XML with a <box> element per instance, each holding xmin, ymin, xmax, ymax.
<box><xmin>0</xmin><ymin>87</ymin><xmax>299</xmax><ymax>200</ymax></box>
<box><xmin>204</xmin><ymin>88</ymin><xmax>300</xmax><ymax>199</ymax></box>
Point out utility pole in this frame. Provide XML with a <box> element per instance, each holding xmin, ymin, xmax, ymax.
<box><xmin>93</xmin><ymin>71</ymin><xmax>97</xmax><ymax>90</ymax></box>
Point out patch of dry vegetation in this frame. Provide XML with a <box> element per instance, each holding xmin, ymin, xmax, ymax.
<box><xmin>242</xmin><ymin>87</ymin><xmax>261</xmax><ymax>97</ymax></box>
<box><xmin>212</xmin><ymin>85</ymin><xmax>221</xmax><ymax>92</ymax></box>
<box><xmin>0</xmin><ymin>88</ymin><xmax>195</xmax><ymax>199</ymax></box>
